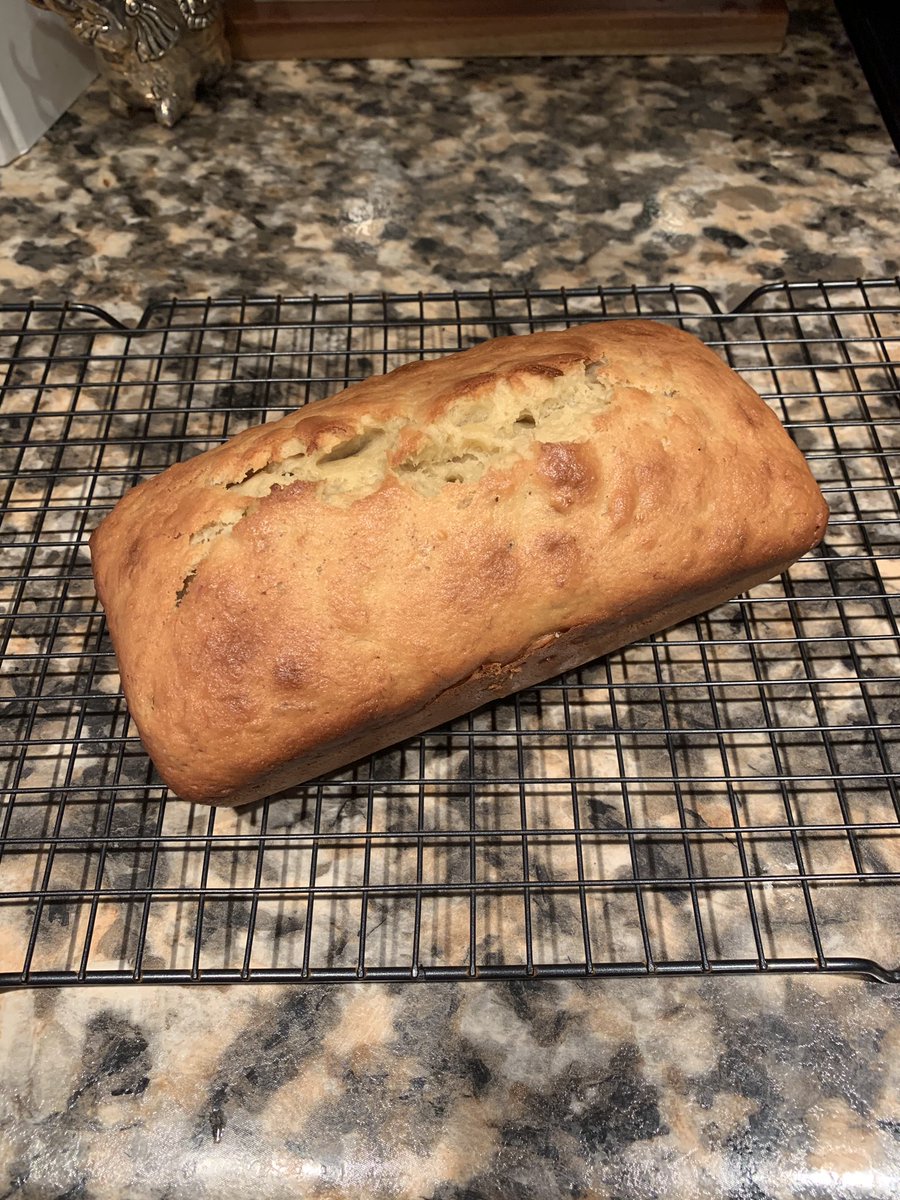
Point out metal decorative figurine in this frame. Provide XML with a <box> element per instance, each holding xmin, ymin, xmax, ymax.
<box><xmin>28</xmin><ymin>0</ymin><xmax>231</xmax><ymax>127</ymax></box>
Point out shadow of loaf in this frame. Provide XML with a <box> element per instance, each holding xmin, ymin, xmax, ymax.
<box><xmin>89</xmin><ymin>320</ymin><xmax>829</xmax><ymax>806</ymax></box>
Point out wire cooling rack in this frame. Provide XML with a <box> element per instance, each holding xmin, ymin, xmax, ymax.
<box><xmin>1</xmin><ymin>279</ymin><xmax>899</xmax><ymax>988</ymax></box>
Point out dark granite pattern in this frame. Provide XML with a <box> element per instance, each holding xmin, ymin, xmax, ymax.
<box><xmin>1</xmin><ymin>0</ymin><xmax>900</xmax><ymax>1196</ymax></box>
<box><xmin>2</xmin><ymin>977</ymin><xmax>900</xmax><ymax>1198</ymax></box>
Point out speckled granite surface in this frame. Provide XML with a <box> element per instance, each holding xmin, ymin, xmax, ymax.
<box><xmin>2</xmin><ymin>0</ymin><xmax>900</xmax><ymax>1197</ymax></box>
<box><xmin>0</xmin><ymin>1</ymin><xmax>897</xmax><ymax>320</ymax></box>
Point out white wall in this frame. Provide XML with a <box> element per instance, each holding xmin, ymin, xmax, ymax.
<box><xmin>1</xmin><ymin>4</ymin><xmax>97</xmax><ymax>166</ymax></box>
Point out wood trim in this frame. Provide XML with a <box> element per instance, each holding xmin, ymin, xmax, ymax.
<box><xmin>225</xmin><ymin>0</ymin><xmax>789</xmax><ymax>60</ymax></box>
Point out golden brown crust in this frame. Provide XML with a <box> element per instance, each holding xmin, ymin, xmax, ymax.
<box><xmin>89</xmin><ymin>320</ymin><xmax>828</xmax><ymax>805</ymax></box>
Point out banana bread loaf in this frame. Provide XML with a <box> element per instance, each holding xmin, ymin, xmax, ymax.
<box><xmin>89</xmin><ymin>320</ymin><xmax>828</xmax><ymax>806</ymax></box>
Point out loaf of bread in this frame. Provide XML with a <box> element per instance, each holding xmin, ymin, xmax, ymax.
<box><xmin>90</xmin><ymin>320</ymin><xmax>828</xmax><ymax>806</ymax></box>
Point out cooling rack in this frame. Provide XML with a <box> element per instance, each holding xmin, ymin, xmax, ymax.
<box><xmin>1</xmin><ymin>278</ymin><xmax>899</xmax><ymax>988</ymax></box>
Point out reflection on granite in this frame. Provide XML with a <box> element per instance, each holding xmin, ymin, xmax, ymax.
<box><xmin>2</xmin><ymin>0</ymin><xmax>900</xmax><ymax>1197</ymax></box>
<box><xmin>0</xmin><ymin>2</ymin><xmax>896</xmax><ymax>322</ymax></box>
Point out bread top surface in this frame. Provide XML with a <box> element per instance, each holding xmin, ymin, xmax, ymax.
<box><xmin>90</xmin><ymin>320</ymin><xmax>828</xmax><ymax>802</ymax></box>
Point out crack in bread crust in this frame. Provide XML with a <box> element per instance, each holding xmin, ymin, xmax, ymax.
<box><xmin>179</xmin><ymin>359</ymin><xmax>611</xmax><ymax>599</ymax></box>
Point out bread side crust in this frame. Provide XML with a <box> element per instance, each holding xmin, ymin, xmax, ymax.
<box><xmin>211</xmin><ymin>557</ymin><xmax>801</xmax><ymax>807</ymax></box>
<box><xmin>90</xmin><ymin>320</ymin><xmax>829</xmax><ymax>805</ymax></box>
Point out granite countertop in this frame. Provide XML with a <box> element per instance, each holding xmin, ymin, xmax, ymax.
<box><xmin>2</xmin><ymin>2</ymin><xmax>900</xmax><ymax>1198</ymax></box>
<box><xmin>1</xmin><ymin>0</ymin><xmax>897</xmax><ymax>319</ymax></box>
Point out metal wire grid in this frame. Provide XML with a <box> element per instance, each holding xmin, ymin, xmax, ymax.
<box><xmin>1</xmin><ymin>278</ymin><xmax>899</xmax><ymax>987</ymax></box>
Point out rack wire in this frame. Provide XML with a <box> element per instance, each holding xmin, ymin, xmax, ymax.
<box><xmin>1</xmin><ymin>278</ymin><xmax>899</xmax><ymax>987</ymax></box>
